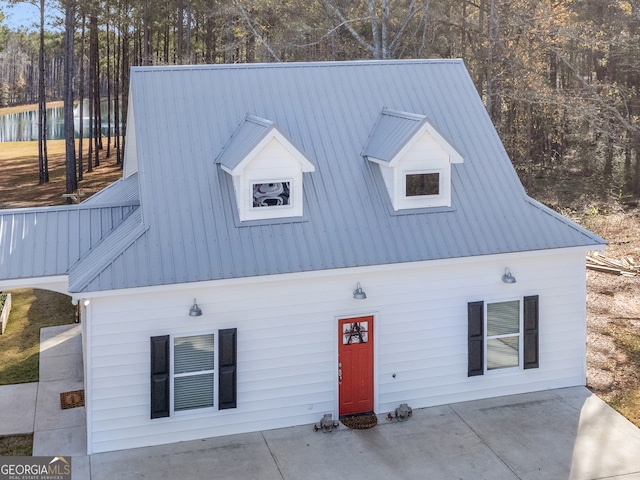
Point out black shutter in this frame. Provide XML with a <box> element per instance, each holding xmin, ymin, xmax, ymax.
<box><xmin>218</xmin><ymin>328</ymin><xmax>237</xmax><ymax>410</ymax></box>
<box><xmin>150</xmin><ymin>335</ymin><xmax>170</xmax><ymax>419</ymax></box>
<box><xmin>523</xmin><ymin>295</ymin><xmax>539</xmax><ymax>369</ymax></box>
<box><xmin>468</xmin><ymin>301</ymin><xmax>484</xmax><ymax>377</ymax></box>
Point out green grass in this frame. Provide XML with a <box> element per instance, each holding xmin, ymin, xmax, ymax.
<box><xmin>0</xmin><ymin>434</ymin><xmax>33</xmax><ymax>456</ymax></box>
<box><xmin>0</xmin><ymin>288</ymin><xmax>75</xmax><ymax>385</ymax></box>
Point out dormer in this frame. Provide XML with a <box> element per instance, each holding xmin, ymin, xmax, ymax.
<box><xmin>215</xmin><ymin>115</ymin><xmax>315</xmax><ymax>222</ymax></box>
<box><xmin>362</xmin><ymin>109</ymin><xmax>463</xmax><ymax>211</ymax></box>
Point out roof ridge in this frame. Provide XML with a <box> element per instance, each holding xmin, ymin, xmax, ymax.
<box><xmin>68</xmin><ymin>207</ymin><xmax>148</xmax><ymax>293</ymax></box>
<box><xmin>381</xmin><ymin>108</ymin><xmax>425</xmax><ymax>121</ymax></box>
<box><xmin>131</xmin><ymin>58</ymin><xmax>465</xmax><ymax>73</ymax></box>
<box><xmin>245</xmin><ymin>114</ymin><xmax>274</xmax><ymax>127</ymax></box>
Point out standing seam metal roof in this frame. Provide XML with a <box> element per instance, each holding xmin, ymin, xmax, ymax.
<box><xmin>362</xmin><ymin>108</ymin><xmax>427</xmax><ymax>163</ymax></box>
<box><xmin>0</xmin><ymin>203</ymin><xmax>139</xmax><ymax>281</ymax></box>
<box><xmin>1</xmin><ymin>59</ymin><xmax>604</xmax><ymax>293</ymax></box>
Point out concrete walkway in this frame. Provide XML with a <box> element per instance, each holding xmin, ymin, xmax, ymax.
<box><xmin>2</xmin><ymin>324</ymin><xmax>640</xmax><ymax>479</ymax></box>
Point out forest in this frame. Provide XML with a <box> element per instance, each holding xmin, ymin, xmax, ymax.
<box><xmin>1</xmin><ymin>0</ymin><xmax>640</xmax><ymax>203</ymax></box>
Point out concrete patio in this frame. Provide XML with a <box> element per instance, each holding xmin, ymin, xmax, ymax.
<box><xmin>1</xmin><ymin>324</ymin><xmax>640</xmax><ymax>479</ymax></box>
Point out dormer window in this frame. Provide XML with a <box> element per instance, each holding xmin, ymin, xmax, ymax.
<box><xmin>215</xmin><ymin>115</ymin><xmax>315</xmax><ymax>222</ymax></box>
<box><xmin>406</xmin><ymin>172</ymin><xmax>440</xmax><ymax>197</ymax></box>
<box><xmin>252</xmin><ymin>181</ymin><xmax>291</xmax><ymax>208</ymax></box>
<box><xmin>362</xmin><ymin>108</ymin><xmax>463</xmax><ymax>211</ymax></box>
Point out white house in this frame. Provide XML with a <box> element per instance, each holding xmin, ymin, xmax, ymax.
<box><xmin>0</xmin><ymin>59</ymin><xmax>605</xmax><ymax>454</ymax></box>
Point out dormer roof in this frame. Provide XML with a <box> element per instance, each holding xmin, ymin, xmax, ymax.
<box><xmin>215</xmin><ymin>114</ymin><xmax>315</xmax><ymax>175</ymax></box>
<box><xmin>362</xmin><ymin>108</ymin><xmax>464</xmax><ymax>166</ymax></box>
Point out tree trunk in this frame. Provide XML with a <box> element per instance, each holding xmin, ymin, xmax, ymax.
<box><xmin>106</xmin><ymin>22</ymin><xmax>112</xmax><ymax>158</ymax></box>
<box><xmin>38</xmin><ymin>0</ymin><xmax>49</xmax><ymax>184</ymax></box>
<box><xmin>64</xmin><ymin>0</ymin><xmax>77</xmax><ymax>203</ymax></box>
<box><xmin>90</xmin><ymin>14</ymin><xmax>101</xmax><ymax>168</ymax></box>
<box><xmin>78</xmin><ymin>14</ymin><xmax>86</xmax><ymax>180</ymax></box>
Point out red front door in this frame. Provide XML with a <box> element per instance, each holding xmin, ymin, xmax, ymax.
<box><xmin>338</xmin><ymin>316</ymin><xmax>374</xmax><ymax>416</ymax></box>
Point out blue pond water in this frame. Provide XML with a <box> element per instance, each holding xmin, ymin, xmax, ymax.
<box><xmin>0</xmin><ymin>101</ymin><xmax>118</xmax><ymax>142</ymax></box>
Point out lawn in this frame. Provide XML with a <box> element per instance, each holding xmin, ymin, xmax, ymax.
<box><xmin>0</xmin><ymin>433</ymin><xmax>33</xmax><ymax>456</ymax></box>
<box><xmin>0</xmin><ymin>288</ymin><xmax>76</xmax><ymax>456</ymax></box>
<box><xmin>0</xmin><ymin>288</ymin><xmax>76</xmax><ymax>385</ymax></box>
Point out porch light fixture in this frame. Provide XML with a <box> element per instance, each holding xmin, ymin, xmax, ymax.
<box><xmin>189</xmin><ymin>299</ymin><xmax>203</xmax><ymax>317</ymax></box>
<box><xmin>353</xmin><ymin>282</ymin><xmax>367</xmax><ymax>300</ymax></box>
<box><xmin>501</xmin><ymin>268</ymin><xmax>516</xmax><ymax>284</ymax></box>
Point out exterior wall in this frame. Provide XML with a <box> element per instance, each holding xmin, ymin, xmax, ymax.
<box><xmin>85</xmin><ymin>249</ymin><xmax>587</xmax><ymax>453</ymax></box>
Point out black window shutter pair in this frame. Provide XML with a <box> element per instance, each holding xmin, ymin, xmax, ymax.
<box><xmin>150</xmin><ymin>328</ymin><xmax>237</xmax><ymax>419</ymax></box>
<box><xmin>467</xmin><ymin>296</ymin><xmax>539</xmax><ymax>377</ymax></box>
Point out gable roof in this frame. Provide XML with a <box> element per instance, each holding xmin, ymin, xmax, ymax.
<box><xmin>215</xmin><ymin>114</ymin><xmax>315</xmax><ymax>174</ymax></box>
<box><xmin>0</xmin><ymin>60</ymin><xmax>605</xmax><ymax>293</ymax></box>
<box><xmin>362</xmin><ymin>108</ymin><xmax>464</xmax><ymax>165</ymax></box>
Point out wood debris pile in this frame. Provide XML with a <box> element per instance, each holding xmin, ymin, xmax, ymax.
<box><xmin>586</xmin><ymin>252</ymin><xmax>638</xmax><ymax>276</ymax></box>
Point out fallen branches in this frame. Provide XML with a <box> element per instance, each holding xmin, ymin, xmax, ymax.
<box><xmin>587</xmin><ymin>252</ymin><xmax>638</xmax><ymax>276</ymax></box>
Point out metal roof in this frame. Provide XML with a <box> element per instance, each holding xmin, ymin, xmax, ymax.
<box><xmin>0</xmin><ymin>59</ymin><xmax>606</xmax><ymax>293</ymax></box>
<box><xmin>82</xmin><ymin>173</ymin><xmax>140</xmax><ymax>206</ymax></box>
<box><xmin>215</xmin><ymin>114</ymin><xmax>274</xmax><ymax>172</ymax></box>
<box><xmin>0</xmin><ymin>204</ymin><xmax>139</xmax><ymax>281</ymax></box>
<box><xmin>362</xmin><ymin>108</ymin><xmax>465</xmax><ymax>165</ymax></box>
<box><xmin>361</xmin><ymin>109</ymin><xmax>426</xmax><ymax>163</ymax></box>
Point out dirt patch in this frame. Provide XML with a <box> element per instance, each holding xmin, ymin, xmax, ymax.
<box><xmin>578</xmin><ymin>207</ymin><xmax>640</xmax><ymax>427</ymax></box>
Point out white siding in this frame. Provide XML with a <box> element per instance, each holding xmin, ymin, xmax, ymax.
<box><xmin>86</xmin><ymin>250</ymin><xmax>587</xmax><ymax>453</ymax></box>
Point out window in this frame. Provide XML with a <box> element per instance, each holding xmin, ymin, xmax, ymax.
<box><xmin>173</xmin><ymin>334</ymin><xmax>215</xmax><ymax>411</ymax></box>
<box><xmin>406</xmin><ymin>173</ymin><xmax>440</xmax><ymax>197</ymax></box>
<box><xmin>468</xmin><ymin>296</ymin><xmax>539</xmax><ymax>377</ymax></box>
<box><xmin>252</xmin><ymin>181</ymin><xmax>291</xmax><ymax>208</ymax></box>
<box><xmin>486</xmin><ymin>301</ymin><xmax>520</xmax><ymax>371</ymax></box>
<box><xmin>150</xmin><ymin>329</ymin><xmax>237</xmax><ymax>419</ymax></box>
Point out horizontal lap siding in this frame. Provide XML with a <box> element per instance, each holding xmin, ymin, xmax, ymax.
<box><xmin>87</xmin><ymin>250</ymin><xmax>587</xmax><ymax>453</ymax></box>
<box><xmin>88</xmin><ymin>282</ymin><xmax>344</xmax><ymax>453</ymax></box>
<box><xmin>375</xmin><ymin>253</ymin><xmax>587</xmax><ymax>413</ymax></box>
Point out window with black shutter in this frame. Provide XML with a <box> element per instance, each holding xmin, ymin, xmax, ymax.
<box><xmin>468</xmin><ymin>296</ymin><xmax>539</xmax><ymax>376</ymax></box>
<box><xmin>150</xmin><ymin>329</ymin><xmax>238</xmax><ymax>418</ymax></box>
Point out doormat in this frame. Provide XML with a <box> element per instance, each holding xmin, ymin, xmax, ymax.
<box><xmin>60</xmin><ymin>390</ymin><xmax>85</xmax><ymax>410</ymax></box>
<box><xmin>340</xmin><ymin>411</ymin><xmax>378</xmax><ymax>430</ymax></box>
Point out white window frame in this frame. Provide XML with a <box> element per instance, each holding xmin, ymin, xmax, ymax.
<box><xmin>250</xmin><ymin>179</ymin><xmax>294</xmax><ymax>212</ymax></box>
<box><xmin>390</xmin><ymin>165</ymin><xmax>451</xmax><ymax>210</ymax></box>
<box><xmin>171</xmin><ymin>332</ymin><xmax>218</xmax><ymax>415</ymax></box>
<box><xmin>403</xmin><ymin>169</ymin><xmax>443</xmax><ymax>199</ymax></box>
<box><xmin>484</xmin><ymin>299</ymin><xmax>523</xmax><ymax>373</ymax></box>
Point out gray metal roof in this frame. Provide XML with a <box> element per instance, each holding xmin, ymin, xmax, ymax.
<box><xmin>81</xmin><ymin>173</ymin><xmax>140</xmax><ymax>206</ymax></box>
<box><xmin>361</xmin><ymin>109</ymin><xmax>426</xmax><ymax>163</ymax></box>
<box><xmin>0</xmin><ymin>203</ymin><xmax>139</xmax><ymax>281</ymax></box>
<box><xmin>0</xmin><ymin>60</ymin><xmax>606</xmax><ymax>293</ymax></box>
<box><xmin>215</xmin><ymin>114</ymin><xmax>274</xmax><ymax>171</ymax></box>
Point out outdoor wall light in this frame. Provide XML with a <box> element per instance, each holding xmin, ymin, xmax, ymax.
<box><xmin>502</xmin><ymin>268</ymin><xmax>516</xmax><ymax>284</ymax></box>
<box><xmin>189</xmin><ymin>298</ymin><xmax>203</xmax><ymax>317</ymax></box>
<box><xmin>353</xmin><ymin>282</ymin><xmax>367</xmax><ymax>300</ymax></box>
